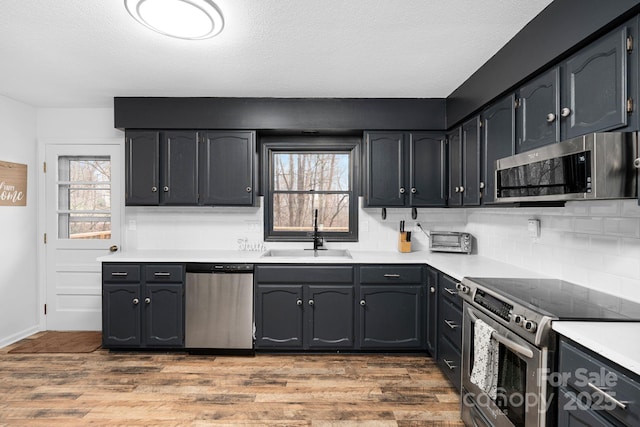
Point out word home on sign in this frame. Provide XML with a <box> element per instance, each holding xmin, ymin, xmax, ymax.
<box><xmin>0</xmin><ymin>161</ymin><xmax>27</xmax><ymax>206</ymax></box>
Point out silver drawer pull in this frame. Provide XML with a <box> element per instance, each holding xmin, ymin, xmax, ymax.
<box><xmin>444</xmin><ymin>287</ymin><xmax>457</xmax><ymax>296</ymax></box>
<box><xmin>111</xmin><ymin>272</ymin><xmax>128</xmax><ymax>277</ymax></box>
<box><xmin>443</xmin><ymin>359</ymin><xmax>457</xmax><ymax>370</ymax></box>
<box><xmin>154</xmin><ymin>272</ymin><xmax>171</xmax><ymax>277</ymax></box>
<box><xmin>587</xmin><ymin>382</ymin><xmax>628</xmax><ymax>410</ymax></box>
<box><xmin>383</xmin><ymin>274</ymin><xmax>401</xmax><ymax>278</ymax></box>
<box><xmin>444</xmin><ymin>320</ymin><xmax>459</xmax><ymax>329</ymax></box>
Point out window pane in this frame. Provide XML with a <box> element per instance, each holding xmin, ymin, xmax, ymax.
<box><xmin>58</xmin><ymin>156</ymin><xmax>112</xmax><ymax>239</ymax></box>
<box><xmin>273</xmin><ymin>153</ymin><xmax>350</xmax><ymax>191</ymax></box>
<box><xmin>273</xmin><ymin>193</ymin><xmax>350</xmax><ymax>232</ymax></box>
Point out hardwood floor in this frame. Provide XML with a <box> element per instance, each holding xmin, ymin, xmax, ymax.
<box><xmin>0</xmin><ymin>336</ymin><xmax>463</xmax><ymax>426</ymax></box>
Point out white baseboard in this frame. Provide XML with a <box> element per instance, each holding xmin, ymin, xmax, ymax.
<box><xmin>0</xmin><ymin>325</ymin><xmax>41</xmax><ymax>349</ymax></box>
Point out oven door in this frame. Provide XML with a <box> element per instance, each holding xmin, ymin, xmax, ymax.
<box><xmin>461</xmin><ymin>302</ymin><xmax>549</xmax><ymax>427</ymax></box>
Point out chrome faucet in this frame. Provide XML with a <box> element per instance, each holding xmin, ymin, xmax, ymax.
<box><xmin>312</xmin><ymin>209</ymin><xmax>324</xmax><ymax>251</ymax></box>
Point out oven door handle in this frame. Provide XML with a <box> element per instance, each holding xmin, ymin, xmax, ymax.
<box><xmin>468</xmin><ymin>307</ymin><xmax>534</xmax><ymax>360</ymax></box>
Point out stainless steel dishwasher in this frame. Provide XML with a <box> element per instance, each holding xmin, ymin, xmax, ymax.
<box><xmin>185</xmin><ymin>263</ymin><xmax>254</xmax><ymax>350</ymax></box>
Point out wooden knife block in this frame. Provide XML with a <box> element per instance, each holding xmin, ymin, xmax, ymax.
<box><xmin>398</xmin><ymin>232</ymin><xmax>411</xmax><ymax>253</ymax></box>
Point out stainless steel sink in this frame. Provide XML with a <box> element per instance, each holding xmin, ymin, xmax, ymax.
<box><xmin>261</xmin><ymin>249</ymin><xmax>352</xmax><ymax>259</ymax></box>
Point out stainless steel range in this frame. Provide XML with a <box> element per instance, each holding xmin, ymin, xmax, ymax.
<box><xmin>457</xmin><ymin>277</ymin><xmax>640</xmax><ymax>427</ymax></box>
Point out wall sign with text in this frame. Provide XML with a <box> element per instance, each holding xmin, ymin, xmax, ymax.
<box><xmin>0</xmin><ymin>160</ymin><xmax>27</xmax><ymax>206</ymax></box>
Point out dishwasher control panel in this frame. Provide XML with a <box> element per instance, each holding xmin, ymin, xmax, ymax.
<box><xmin>186</xmin><ymin>263</ymin><xmax>254</xmax><ymax>273</ymax></box>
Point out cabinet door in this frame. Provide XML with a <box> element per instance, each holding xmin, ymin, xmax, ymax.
<box><xmin>447</xmin><ymin>128</ymin><xmax>463</xmax><ymax>207</ymax></box>
<box><xmin>462</xmin><ymin>116</ymin><xmax>481</xmax><ymax>206</ymax></box>
<box><xmin>161</xmin><ymin>131</ymin><xmax>199</xmax><ymax>205</ymax></box>
<box><xmin>562</xmin><ymin>25</ymin><xmax>629</xmax><ymax>139</ymax></box>
<box><xmin>483</xmin><ymin>95</ymin><xmax>516</xmax><ymax>204</ymax></box>
<box><xmin>254</xmin><ymin>285</ymin><xmax>304</xmax><ymax>349</ymax></box>
<box><xmin>409</xmin><ymin>132</ymin><xmax>447</xmax><ymax>207</ymax></box>
<box><xmin>200</xmin><ymin>131</ymin><xmax>255</xmax><ymax>206</ymax></box>
<box><xmin>125</xmin><ymin>131</ymin><xmax>159</xmax><ymax>205</ymax></box>
<box><xmin>426</xmin><ymin>267</ymin><xmax>438</xmax><ymax>357</ymax></box>
<box><xmin>102</xmin><ymin>284</ymin><xmax>141</xmax><ymax>347</ymax></box>
<box><xmin>142</xmin><ymin>283</ymin><xmax>184</xmax><ymax>347</ymax></box>
<box><xmin>306</xmin><ymin>285</ymin><xmax>354</xmax><ymax>349</ymax></box>
<box><xmin>516</xmin><ymin>68</ymin><xmax>560</xmax><ymax>153</ymax></box>
<box><xmin>557</xmin><ymin>389</ymin><xmax>613</xmax><ymax>427</ymax></box>
<box><xmin>358</xmin><ymin>285</ymin><xmax>424</xmax><ymax>349</ymax></box>
<box><xmin>365</xmin><ymin>132</ymin><xmax>405</xmax><ymax>207</ymax></box>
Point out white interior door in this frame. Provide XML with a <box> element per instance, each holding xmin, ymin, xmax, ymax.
<box><xmin>44</xmin><ymin>144</ymin><xmax>121</xmax><ymax>330</ymax></box>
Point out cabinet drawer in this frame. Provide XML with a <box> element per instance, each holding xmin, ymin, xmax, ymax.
<box><xmin>439</xmin><ymin>274</ymin><xmax>462</xmax><ymax>308</ymax></box>
<box><xmin>103</xmin><ymin>264</ymin><xmax>140</xmax><ymax>283</ymax></box>
<box><xmin>440</xmin><ymin>299</ymin><xmax>462</xmax><ymax>349</ymax></box>
<box><xmin>438</xmin><ymin>335</ymin><xmax>462</xmax><ymax>391</ymax></box>
<box><xmin>359</xmin><ymin>265</ymin><xmax>424</xmax><ymax>284</ymax></box>
<box><xmin>255</xmin><ymin>265</ymin><xmax>353</xmax><ymax>284</ymax></box>
<box><xmin>559</xmin><ymin>339</ymin><xmax>640</xmax><ymax>427</ymax></box>
<box><xmin>144</xmin><ymin>264</ymin><xmax>184</xmax><ymax>283</ymax></box>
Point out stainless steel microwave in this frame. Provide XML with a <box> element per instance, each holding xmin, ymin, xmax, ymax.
<box><xmin>495</xmin><ymin>132</ymin><xmax>638</xmax><ymax>203</ymax></box>
<box><xmin>429</xmin><ymin>231</ymin><xmax>472</xmax><ymax>254</ymax></box>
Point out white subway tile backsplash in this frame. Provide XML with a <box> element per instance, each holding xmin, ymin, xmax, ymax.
<box><xmin>574</xmin><ymin>217</ymin><xmax>604</xmax><ymax>234</ymax></box>
<box><xmin>588</xmin><ymin>200</ymin><xmax>621</xmax><ymax>216</ymax></box>
<box><xmin>603</xmin><ymin>218</ymin><xmax>640</xmax><ymax>238</ymax></box>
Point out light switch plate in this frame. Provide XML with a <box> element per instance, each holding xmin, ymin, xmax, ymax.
<box><xmin>527</xmin><ymin>219</ymin><xmax>540</xmax><ymax>238</ymax></box>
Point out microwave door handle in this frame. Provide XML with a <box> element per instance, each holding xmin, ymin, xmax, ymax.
<box><xmin>467</xmin><ymin>307</ymin><xmax>534</xmax><ymax>360</ymax></box>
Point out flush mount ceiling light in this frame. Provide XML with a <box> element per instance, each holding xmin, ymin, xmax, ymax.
<box><xmin>125</xmin><ymin>0</ymin><xmax>224</xmax><ymax>40</ymax></box>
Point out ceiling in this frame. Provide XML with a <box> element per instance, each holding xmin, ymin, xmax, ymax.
<box><xmin>0</xmin><ymin>0</ymin><xmax>554</xmax><ymax>108</ymax></box>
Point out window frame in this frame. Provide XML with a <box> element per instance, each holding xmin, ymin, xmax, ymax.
<box><xmin>261</xmin><ymin>136</ymin><xmax>360</xmax><ymax>242</ymax></box>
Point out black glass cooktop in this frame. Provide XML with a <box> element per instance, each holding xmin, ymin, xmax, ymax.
<box><xmin>467</xmin><ymin>277</ymin><xmax>640</xmax><ymax>320</ymax></box>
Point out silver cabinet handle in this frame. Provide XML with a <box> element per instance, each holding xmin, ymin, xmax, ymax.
<box><xmin>360</xmin><ymin>300</ymin><xmax>366</xmax><ymax>306</ymax></box>
<box><xmin>111</xmin><ymin>272</ymin><xmax>128</xmax><ymax>277</ymax></box>
<box><xmin>443</xmin><ymin>359</ymin><xmax>457</xmax><ymax>370</ymax></box>
<box><xmin>587</xmin><ymin>382</ymin><xmax>628</xmax><ymax>410</ymax></box>
<box><xmin>561</xmin><ymin>107</ymin><xmax>572</xmax><ymax>117</ymax></box>
<box><xmin>479</xmin><ymin>181</ymin><xmax>485</xmax><ymax>189</ymax></box>
<box><xmin>246</xmin><ymin>186</ymin><xmax>252</xmax><ymax>193</ymax></box>
<box><xmin>154</xmin><ymin>272</ymin><xmax>171</xmax><ymax>277</ymax></box>
<box><xmin>444</xmin><ymin>319</ymin><xmax>459</xmax><ymax>329</ymax></box>
<box><xmin>151</xmin><ymin>186</ymin><xmax>158</xmax><ymax>192</ymax></box>
<box><xmin>383</xmin><ymin>274</ymin><xmax>401</xmax><ymax>278</ymax></box>
<box><xmin>444</xmin><ymin>287</ymin><xmax>457</xmax><ymax>296</ymax></box>
<box><xmin>296</xmin><ymin>299</ymin><xmax>303</xmax><ymax>306</ymax></box>
<box><xmin>308</xmin><ymin>299</ymin><xmax>314</xmax><ymax>306</ymax></box>
<box><xmin>145</xmin><ymin>297</ymin><xmax>151</xmax><ymax>304</ymax></box>
<box><xmin>634</xmin><ymin>158</ymin><xmax>640</xmax><ymax>169</ymax></box>
<box><xmin>163</xmin><ymin>186</ymin><xmax>169</xmax><ymax>192</ymax></box>
<box><xmin>454</xmin><ymin>186</ymin><xmax>460</xmax><ymax>193</ymax></box>
<box><xmin>430</xmin><ymin>286</ymin><xmax>436</xmax><ymax>293</ymax></box>
<box><xmin>546</xmin><ymin>112</ymin><xmax>556</xmax><ymax>123</ymax></box>
<box><xmin>410</xmin><ymin>187</ymin><xmax>417</xmax><ymax>194</ymax></box>
<box><xmin>459</xmin><ymin>186</ymin><xmax>465</xmax><ymax>193</ymax></box>
<box><xmin>132</xmin><ymin>298</ymin><xmax>139</xmax><ymax>305</ymax></box>
<box><xmin>399</xmin><ymin>187</ymin><xmax>406</xmax><ymax>194</ymax></box>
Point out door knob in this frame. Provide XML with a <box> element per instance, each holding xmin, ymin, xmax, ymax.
<box><xmin>296</xmin><ymin>299</ymin><xmax>303</xmax><ymax>306</ymax></box>
<box><xmin>399</xmin><ymin>187</ymin><xmax>406</xmax><ymax>194</ymax></box>
<box><xmin>410</xmin><ymin>187</ymin><xmax>417</xmax><ymax>194</ymax></box>
<box><xmin>308</xmin><ymin>299</ymin><xmax>314</xmax><ymax>306</ymax></box>
<box><xmin>546</xmin><ymin>113</ymin><xmax>556</xmax><ymax>123</ymax></box>
<box><xmin>144</xmin><ymin>298</ymin><xmax>151</xmax><ymax>304</ymax></box>
<box><xmin>634</xmin><ymin>158</ymin><xmax>640</xmax><ymax>169</ymax></box>
<box><xmin>109</xmin><ymin>245</ymin><xmax>118</xmax><ymax>252</ymax></box>
<box><xmin>132</xmin><ymin>298</ymin><xmax>139</xmax><ymax>305</ymax></box>
<box><xmin>151</xmin><ymin>186</ymin><xmax>158</xmax><ymax>192</ymax></box>
<box><xmin>560</xmin><ymin>107</ymin><xmax>572</xmax><ymax>117</ymax></box>
<box><xmin>163</xmin><ymin>186</ymin><xmax>169</xmax><ymax>192</ymax></box>
<box><xmin>360</xmin><ymin>300</ymin><xmax>366</xmax><ymax>306</ymax></box>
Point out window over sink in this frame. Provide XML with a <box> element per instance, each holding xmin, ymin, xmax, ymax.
<box><xmin>262</xmin><ymin>136</ymin><xmax>359</xmax><ymax>242</ymax></box>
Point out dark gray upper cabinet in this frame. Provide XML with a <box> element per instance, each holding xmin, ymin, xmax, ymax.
<box><xmin>364</xmin><ymin>132</ymin><xmax>405</xmax><ymax>207</ymax></box>
<box><xmin>562</xmin><ymin>24</ymin><xmax>631</xmax><ymax>139</ymax></box>
<box><xmin>516</xmin><ymin>68</ymin><xmax>560</xmax><ymax>153</ymax></box>
<box><xmin>409</xmin><ymin>133</ymin><xmax>447</xmax><ymax>207</ymax></box>
<box><xmin>200</xmin><ymin>131</ymin><xmax>256</xmax><ymax>206</ymax></box>
<box><xmin>447</xmin><ymin>128</ymin><xmax>462</xmax><ymax>207</ymax></box>
<box><xmin>483</xmin><ymin>95</ymin><xmax>516</xmax><ymax>204</ymax></box>
<box><xmin>462</xmin><ymin>116</ymin><xmax>482</xmax><ymax>206</ymax></box>
<box><xmin>364</xmin><ymin>131</ymin><xmax>446</xmax><ymax>207</ymax></box>
<box><xmin>447</xmin><ymin>116</ymin><xmax>481</xmax><ymax>207</ymax></box>
<box><xmin>161</xmin><ymin>131</ymin><xmax>199</xmax><ymax>205</ymax></box>
<box><xmin>125</xmin><ymin>131</ymin><xmax>160</xmax><ymax>206</ymax></box>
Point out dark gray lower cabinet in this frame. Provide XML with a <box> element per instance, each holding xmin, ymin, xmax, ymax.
<box><xmin>102</xmin><ymin>263</ymin><xmax>184</xmax><ymax>349</ymax></box>
<box><xmin>358</xmin><ymin>265</ymin><xmax>426</xmax><ymax>350</ymax></box>
<box><xmin>425</xmin><ymin>267</ymin><xmax>439</xmax><ymax>356</ymax></box>
<box><xmin>437</xmin><ymin>273</ymin><xmax>463</xmax><ymax>391</ymax></box>
<box><xmin>558</xmin><ymin>338</ymin><xmax>640</xmax><ymax>427</ymax></box>
<box><xmin>254</xmin><ymin>265</ymin><xmax>355</xmax><ymax>350</ymax></box>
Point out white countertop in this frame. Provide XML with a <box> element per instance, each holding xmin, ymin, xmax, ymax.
<box><xmin>98</xmin><ymin>249</ymin><xmax>543</xmax><ymax>282</ymax></box>
<box><xmin>552</xmin><ymin>321</ymin><xmax>640</xmax><ymax>377</ymax></box>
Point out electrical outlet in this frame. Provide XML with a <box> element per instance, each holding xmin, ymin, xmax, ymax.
<box><xmin>527</xmin><ymin>219</ymin><xmax>540</xmax><ymax>238</ymax></box>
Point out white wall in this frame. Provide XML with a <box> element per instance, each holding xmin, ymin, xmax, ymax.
<box><xmin>0</xmin><ymin>95</ymin><xmax>39</xmax><ymax>347</ymax></box>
